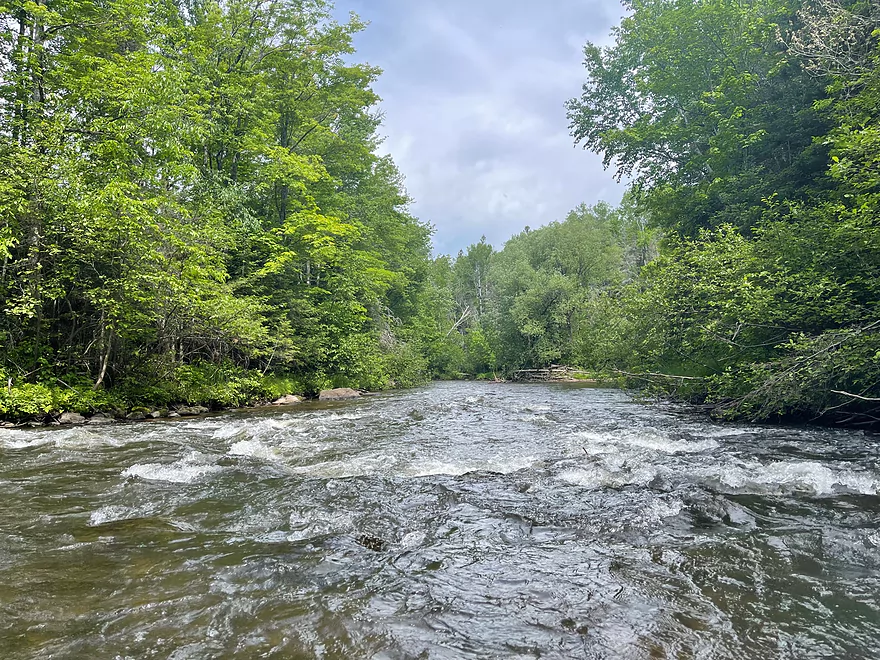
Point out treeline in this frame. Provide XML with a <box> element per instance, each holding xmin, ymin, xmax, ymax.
<box><xmin>422</xmin><ymin>200</ymin><xmax>657</xmax><ymax>379</ymax></box>
<box><xmin>0</xmin><ymin>0</ymin><xmax>439</xmax><ymax>417</ymax></box>
<box><xmin>3</xmin><ymin>0</ymin><xmax>878</xmax><ymax>428</ymax></box>
<box><xmin>432</xmin><ymin>0</ymin><xmax>880</xmax><ymax>427</ymax></box>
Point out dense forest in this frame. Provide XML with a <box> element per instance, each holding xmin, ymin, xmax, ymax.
<box><xmin>0</xmin><ymin>0</ymin><xmax>441</xmax><ymax>417</ymax></box>
<box><xmin>1</xmin><ymin>0</ymin><xmax>879</xmax><ymax>427</ymax></box>
<box><xmin>434</xmin><ymin>0</ymin><xmax>880</xmax><ymax>427</ymax></box>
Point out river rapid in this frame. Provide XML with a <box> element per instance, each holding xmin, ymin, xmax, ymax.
<box><xmin>1</xmin><ymin>381</ymin><xmax>879</xmax><ymax>659</ymax></box>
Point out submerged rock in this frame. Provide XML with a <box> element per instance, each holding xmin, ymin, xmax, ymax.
<box><xmin>355</xmin><ymin>534</ymin><xmax>387</xmax><ymax>552</ymax></box>
<box><xmin>58</xmin><ymin>412</ymin><xmax>86</xmax><ymax>425</ymax></box>
<box><xmin>271</xmin><ymin>394</ymin><xmax>303</xmax><ymax>405</ymax></box>
<box><xmin>318</xmin><ymin>388</ymin><xmax>361</xmax><ymax>401</ymax></box>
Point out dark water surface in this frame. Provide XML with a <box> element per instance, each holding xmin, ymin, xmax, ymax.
<box><xmin>1</xmin><ymin>381</ymin><xmax>879</xmax><ymax>659</ymax></box>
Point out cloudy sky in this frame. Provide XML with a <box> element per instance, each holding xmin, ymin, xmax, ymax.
<box><xmin>332</xmin><ymin>0</ymin><xmax>627</xmax><ymax>255</ymax></box>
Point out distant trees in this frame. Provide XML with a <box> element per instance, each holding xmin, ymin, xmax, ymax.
<box><xmin>425</xmin><ymin>201</ymin><xmax>656</xmax><ymax>377</ymax></box>
<box><xmin>488</xmin><ymin>203</ymin><xmax>623</xmax><ymax>369</ymax></box>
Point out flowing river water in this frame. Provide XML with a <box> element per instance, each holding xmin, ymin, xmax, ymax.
<box><xmin>1</xmin><ymin>381</ymin><xmax>879</xmax><ymax>659</ymax></box>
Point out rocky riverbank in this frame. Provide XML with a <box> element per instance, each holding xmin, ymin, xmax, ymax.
<box><xmin>0</xmin><ymin>388</ymin><xmax>365</xmax><ymax>429</ymax></box>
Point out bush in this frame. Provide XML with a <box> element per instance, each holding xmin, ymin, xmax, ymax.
<box><xmin>0</xmin><ymin>378</ymin><xmax>124</xmax><ymax>420</ymax></box>
<box><xmin>0</xmin><ymin>362</ymin><xmax>310</xmax><ymax>421</ymax></box>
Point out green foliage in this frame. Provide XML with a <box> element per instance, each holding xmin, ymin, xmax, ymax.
<box><xmin>0</xmin><ymin>364</ymin><xmax>310</xmax><ymax>420</ymax></box>
<box><xmin>567</xmin><ymin>0</ymin><xmax>831</xmax><ymax>234</ymax></box>
<box><xmin>0</xmin><ymin>377</ymin><xmax>122</xmax><ymax>419</ymax></box>
<box><xmin>425</xmin><ymin>200</ymin><xmax>655</xmax><ymax>377</ymax></box>
<box><xmin>0</xmin><ymin>383</ymin><xmax>60</xmax><ymax>417</ymax></box>
<box><xmin>463</xmin><ymin>328</ymin><xmax>495</xmax><ymax>375</ymax></box>
<box><xmin>164</xmin><ymin>362</ymin><xmax>268</xmax><ymax>408</ymax></box>
<box><xmin>381</xmin><ymin>340</ymin><xmax>431</xmax><ymax>389</ymax></box>
<box><xmin>706</xmin><ymin>326</ymin><xmax>880</xmax><ymax>422</ymax></box>
<box><xmin>0</xmin><ymin>0</ymin><xmax>436</xmax><ymax>418</ymax></box>
<box><xmin>557</xmin><ymin>0</ymin><xmax>880</xmax><ymax>426</ymax></box>
<box><xmin>487</xmin><ymin>202</ymin><xmax>640</xmax><ymax>371</ymax></box>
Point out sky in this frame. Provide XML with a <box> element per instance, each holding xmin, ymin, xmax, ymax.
<box><xmin>331</xmin><ymin>0</ymin><xmax>628</xmax><ymax>255</ymax></box>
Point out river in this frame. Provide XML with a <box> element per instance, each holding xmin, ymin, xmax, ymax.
<box><xmin>1</xmin><ymin>381</ymin><xmax>878</xmax><ymax>658</ymax></box>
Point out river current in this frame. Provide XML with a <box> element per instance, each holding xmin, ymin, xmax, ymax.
<box><xmin>1</xmin><ymin>381</ymin><xmax>878</xmax><ymax>659</ymax></box>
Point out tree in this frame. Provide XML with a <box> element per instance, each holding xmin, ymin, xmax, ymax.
<box><xmin>564</xmin><ymin>0</ymin><xmax>880</xmax><ymax>426</ymax></box>
<box><xmin>487</xmin><ymin>204</ymin><xmax>625</xmax><ymax>370</ymax></box>
<box><xmin>566</xmin><ymin>0</ymin><xmax>831</xmax><ymax>234</ymax></box>
<box><xmin>0</xmin><ymin>0</ymin><xmax>437</xmax><ymax>417</ymax></box>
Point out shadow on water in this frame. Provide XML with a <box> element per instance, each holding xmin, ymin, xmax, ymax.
<box><xmin>0</xmin><ymin>381</ymin><xmax>878</xmax><ymax>658</ymax></box>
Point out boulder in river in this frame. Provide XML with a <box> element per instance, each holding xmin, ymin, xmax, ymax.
<box><xmin>175</xmin><ymin>405</ymin><xmax>209</xmax><ymax>416</ymax></box>
<box><xmin>88</xmin><ymin>413</ymin><xmax>115</xmax><ymax>425</ymax></box>
<box><xmin>271</xmin><ymin>394</ymin><xmax>303</xmax><ymax>405</ymax></box>
<box><xmin>58</xmin><ymin>412</ymin><xmax>86</xmax><ymax>425</ymax></box>
<box><xmin>126</xmin><ymin>411</ymin><xmax>147</xmax><ymax>421</ymax></box>
<box><xmin>318</xmin><ymin>388</ymin><xmax>361</xmax><ymax>401</ymax></box>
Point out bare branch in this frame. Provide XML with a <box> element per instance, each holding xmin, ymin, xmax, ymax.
<box><xmin>831</xmin><ymin>390</ymin><xmax>880</xmax><ymax>402</ymax></box>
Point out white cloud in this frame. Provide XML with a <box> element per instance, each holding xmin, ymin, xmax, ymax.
<box><xmin>335</xmin><ymin>0</ymin><xmax>627</xmax><ymax>253</ymax></box>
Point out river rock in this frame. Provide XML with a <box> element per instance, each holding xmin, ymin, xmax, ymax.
<box><xmin>88</xmin><ymin>414</ymin><xmax>115</xmax><ymax>425</ymax></box>
<box><xmin>318</xmin><ymin>388</ymin><xmax>361</xmax><ymax>401</ymax></box>
<box><xmin>149</xmin><ymin>410</ymin><xmax>167</xmax><ymax>419</ymax></box>
<box><xmin>176</xmin><ymin>405</ymin><xmax>209</xmax><ymax>416</ymax></box>
<box><xmin>355</xmin><ymin>534</ymin><xmax>387</xmax><ymax>552</ymax></box>
<box><xmin>126</xmin><ymin>411</ymin><xmax>147</xmax><ymax>421</ymax></box>
<box><xmin>271</xmin><ymin>394</ymin><xmax>303</xmax><ymax>405</ymax></box>
<box><xmin>58</xmin><ymin>412</ymin><xmax>86</xmax><ymax>425</ymax></box>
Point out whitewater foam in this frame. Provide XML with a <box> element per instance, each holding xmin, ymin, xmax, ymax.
<box><xmin>576</xmin><ymin>429</ymin><xmax>718</xmax><ymax>455</ymax></box>
<box><xmin>89</xmin><ymin>505</ymin><xmax>140</xmax><ymax>526</ymax></box>
<box><xmin>0</xmin><ymin>430</ymin><xmax>54</xmax><ymax>449</ymax></box>
<box><xmin>405</xmin><ymin>454</ymin><xmax>538</xmax><ymax>477</ymax></box>
<box><xmin>212</xmin><ymin>417</ymin><xmax>301</xmax><ymax>440</ymax></box>
<box><xmin>228</xmin><ymin>439</ymin><xmax>281</xmax><ymax>461</ymax></box>
<box><xmin>0</xmin><ymin>427</ymin><xmax>127</xmax><ymax>450</ymax></box>
<box><xmin>122</xmin><ymin>454</ymin><xmax>223</xmax><ymax>483</ymax></box>
<box><xmin>557</xmin><ymin>462</ymin><xmax>663</xmax><ymax>490</ymax></box>
<box><xmin>707</xmin><ymin>460</ymin><xmax>880</xmax><ymax>496</ymax></box>
<box><xmin>287</xmin><ymin>453</ymin><xmax>400</xmax><ymax>479</ymax></box>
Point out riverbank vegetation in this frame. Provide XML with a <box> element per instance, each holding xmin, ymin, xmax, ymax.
<box><xmin>0</xmin><ymin>0</ymin><xmax>438</xmax><ymax>419</ymax></box>
<box><xmin>2</xmin><ymin>0</ymin><xmax>878</xmax><ymax>428</ymax></box>
<box><xmin>429</xmin><ymin>0</ymin><xmax>880</xmax><ymax>427</ymax></box>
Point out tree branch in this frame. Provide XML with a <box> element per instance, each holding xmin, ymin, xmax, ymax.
<box><xmin>831</xmin><ymin>390</ymin><xmax>880</xmax><ymax>402</ymax></box>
